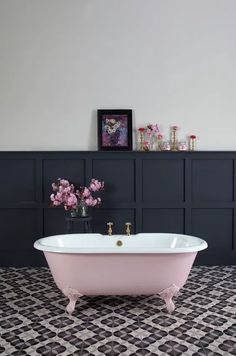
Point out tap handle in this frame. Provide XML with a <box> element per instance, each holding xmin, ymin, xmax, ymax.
<box><xmin>125</xmin><ymin>222</ymin><xmax>131</xmax><ymax>236</ymax></box>
<box><xmin>107</xmin><ymin>222</ymin><xmax>113</xmax><ymax>236</ymax></box>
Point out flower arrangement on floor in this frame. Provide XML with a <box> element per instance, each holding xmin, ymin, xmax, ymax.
<box><xmin>50</xmin><ymin>178</ymin><xmax>104</xmax><ymax>217</ymax></box>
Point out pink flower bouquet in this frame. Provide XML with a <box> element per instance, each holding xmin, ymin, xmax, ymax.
<box><xmin>50</xmin><ymin>178</ymin><xmax>104</xmax><ymax>213</ymax></box>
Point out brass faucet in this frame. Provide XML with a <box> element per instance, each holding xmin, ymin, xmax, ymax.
<box><xmin>107</xmin><ymin>222</ymin><xmax>113</xmax><ymax>236</ymax></box>
<box><xmin>125</xmin><ymin>222</ymin><xmax>131</xmax><ymax>236</ymax></box>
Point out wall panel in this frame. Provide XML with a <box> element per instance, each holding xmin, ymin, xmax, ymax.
<box><xmin>191</xmin><ymin>208</ymin><xmax>233</xmax><ymax>252</ymax></box>
<box><xmin>0</xmin><ymin>208</ymin><xmax>38</xmax><ymax>266</ymax></box>
<box><xmin>44</xmin><ymin>208</ymin><xmax>72</xmax><ymax>236</ymax></box>
<box><xmin>92</xmin><ymin>159</ymin><xmax>135</xmax><ymax>204</ymax></box>
<box><xmin>142</xmin><ymin>208</ymin><xmax>184</xmax><ymax>233</ymax></box>
<box><xmin>142</xmin><ymin>159</ymin><xmax>184</xmax><ymax>202</ymax></box>
<box><xmin>0</xmin><ymin>151</ymin><xmax>235</xmax><ymax>266</ymax></box>
<box><xmin>0</xmin><ymin>159</ymin><xmax>36</xmax><ymax>203</ymax></box>
<box><xmin>192</xmin><ymin>159</ymin><xmax>233</xmax><ymax>202</ymax></box>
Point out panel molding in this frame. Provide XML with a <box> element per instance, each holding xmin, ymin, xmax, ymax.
<box><xmin>0</xmin><ymin>151</ymin><xmax>236</xmax><ymax>266</ymax></box>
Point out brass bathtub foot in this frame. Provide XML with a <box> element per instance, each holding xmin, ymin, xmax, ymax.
<box><xmin>159</xmin><ymin>284</ymin><xmax>180</xmax><ymax>313</ymax></box>
<box><xmin>62</xmin><ymin>287</ymin><xmax>83</xmax><ymax>314</ymax></box>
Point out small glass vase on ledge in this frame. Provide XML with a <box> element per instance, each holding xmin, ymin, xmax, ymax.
<box><xmin>50</xmin><ymin>178</ymin><xmax>104</xmax><ymax>218</ymax></box>
<box><xmin>137</xmin><ymin>128</ymin><xmax>145</xmax><ymax>151</ymax></box>
<box><xmin>189</xmin><ymin>135</ymin><xmax>197</xmax><ymax>151</ymax></box>
<box><xmin>146</xmin><ymin>124</ymin><xmax>160</xmax><ymax>151</ymax></box>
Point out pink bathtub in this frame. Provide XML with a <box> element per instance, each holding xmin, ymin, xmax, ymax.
<box><xmin>34</xmin><ymin>233</ymin><xmax>207</xmax><ymax>314</ymax></box>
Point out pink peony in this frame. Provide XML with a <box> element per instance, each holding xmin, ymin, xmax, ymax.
<box><xmin>59</xmin><ymin>179</ymin><xmax>70</xmax><ymax>187</ymax></box>
<box><xmin>85</xmin><ymin>196</ymin><xmax>96</xmax><ymax>207</ymax></box>
<box><xmin>52</xmin><ymin>183</ymin><xmax>58</xmax><ymax>191</ymax></box>
<box><xmin>67</xmin><ymin>193</ymin><xmax>77</xmax><ymax>208</ymax></box>
<box><xmin>53</xmin><ymin>200</ymin><xmax>61</xmax><ymax>206</ymax></box>
<box><xmin>50</xmin><ymin>193</ymin><xmax>56</xmax><ymax>201</ymax></box>
<box><xmin>82</xmin><ymin>187</ymin><xmax>91</xmax><ymax>198</ymax></box>
<box><xmin>89</xmin><ymin>179</ymin><xmax>104</xmax><ymax>192</ymax></box>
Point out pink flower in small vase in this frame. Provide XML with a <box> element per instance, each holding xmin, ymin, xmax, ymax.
<box><xmin>143</xmin><ymin>141</ymin><xmax>150</xmax><ymax>151</ymax></box>
<box><xmin>146</xmin><ymin>124</ymin><xmax>160</xmax><ymax>136</ymax></box>
<box><xmin>189</xmin><ymin>134</ymin><xmax>197</xmax><ymax>151</ymax></box>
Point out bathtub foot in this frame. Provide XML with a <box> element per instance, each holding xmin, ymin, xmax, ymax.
<box><xmin>159</xmin><ymin>284</ymin><xmax>180</xmax><ymax>313</ymax></box>
<box><xmin>62</xmin><ymin>287</ymin><xmax>83</xmax><ymax>314</ymax></box>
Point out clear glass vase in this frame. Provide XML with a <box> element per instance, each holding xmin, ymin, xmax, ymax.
<box><xmin>149</xmin><ymin>135</ymin><xmax>158</xmax><ymax>151</ymax></box>
<box><xmin>71</xmin><ymin>202</ymin><xmax>89</xmax><ymax>218</ymax></box>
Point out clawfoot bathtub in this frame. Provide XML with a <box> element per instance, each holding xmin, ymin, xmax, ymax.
<box><xmin>34</xmin><ymin>233</ymin><xmax>207</xmax><ymax>314</ymax></box>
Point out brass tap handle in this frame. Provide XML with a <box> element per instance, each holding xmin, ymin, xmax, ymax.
<box><xmin>125</xmin><ymin>222</ymin><xmax>131</xmax><ymax>236</ymax></box>
<box><xmin>107</xmin><ymin>222</ymin><xmax>113</xmax><ymax>236</ymax></box>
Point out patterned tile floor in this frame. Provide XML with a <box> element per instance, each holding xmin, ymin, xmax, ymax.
<box><xmin>0</xmin><ymin>266</ymin><xmax>236</xmax><ymax>356</ymax></box>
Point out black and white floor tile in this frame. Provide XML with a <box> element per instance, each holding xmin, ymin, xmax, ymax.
<box><xmin>0</xmin><ymin>266</ymin><xmax>235</xmax><ymax>355</ymax></box>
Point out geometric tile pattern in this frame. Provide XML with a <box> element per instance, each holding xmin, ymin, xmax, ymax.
<box><xmin>0</xmin><ymin>266</ymin><xmax>236</xmax><ymax>355</ymax></box>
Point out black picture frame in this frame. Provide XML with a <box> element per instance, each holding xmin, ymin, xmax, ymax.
<box><xmin>97</xmin><ymin>109</ymin><xmax>132</xmax><ymax>151</ymax></box>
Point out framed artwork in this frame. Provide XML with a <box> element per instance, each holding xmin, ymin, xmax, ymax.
<box><xmin>97</xmin><ymin>109</ymin><xmax>132</xmax><ymax>151</ymax></box>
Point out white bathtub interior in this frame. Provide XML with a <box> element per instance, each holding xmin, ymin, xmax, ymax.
<box><xmin>34</xmin><ymin>233</ymin><xmax>208</xmax><ymax>254</ymax></box>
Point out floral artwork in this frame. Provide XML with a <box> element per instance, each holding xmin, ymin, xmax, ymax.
<box><xmin>97</xmin><ymin>110</ymin><xmax>132</xmax><ymax>151</ymax></box>
<box><xmin>102</xmin><ymin>115</ymin><xmax>128</xmax><ymax>147</ymax></box>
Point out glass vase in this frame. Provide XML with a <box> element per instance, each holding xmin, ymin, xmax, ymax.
<box><xmin>170</xmin><ymin>126</ymin><xmax>178</xmax><ymax>151</ymax></box>
<box><xmin>150</xmin><ymin>135</ymin><xmax>158</xmax><ymax>151</ymax></box>
<box><xmin>71</xmin><ymin>202</ymin><xmax>89</xmax><ymax>218</ymax></box>
<box><xmin>189</xmin><ymin>138</ymin><xmax>196</xmax><ymax>151</ymax></box>
<box><xmin>138</xmin><ymin>130</ymin><xmax>145</xmax><ymax>151</ymax></box>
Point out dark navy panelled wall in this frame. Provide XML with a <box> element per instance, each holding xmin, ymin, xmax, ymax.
<box><xmin>0</xmin><ymin>151</ymin><xmax>235</xmax><ymax>266</ymax></box>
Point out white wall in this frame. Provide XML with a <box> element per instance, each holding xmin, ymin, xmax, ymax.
<box><xmin>0</xmin><ymin>0</ymin><xmax>236</xmax><ymax>150</ymax></box>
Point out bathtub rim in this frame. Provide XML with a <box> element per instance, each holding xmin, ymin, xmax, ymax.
<box><xmin>34</xmin><ymin>232</ymin><xmax>208</xmax><ymax>254</ymax></box>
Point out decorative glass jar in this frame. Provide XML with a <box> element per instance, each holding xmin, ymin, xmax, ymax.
<box><xmin>160</xmin><ymin>141</ymin><xmax>171</xmax><ymax>151</ymax></box>
<box><xmin>178</xmin><ymin>141</ymin><xmax>188</xmax><ymax>151</ymax></box>
<box><xmin>138</xmin><ymin>128</ymin><xmax>145</xmax><ymax>151</ymax></box>
<box><xmin>189</xmin><ymin>135</ymin><xmax>196</xmax><ymax>151</ymax></box>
